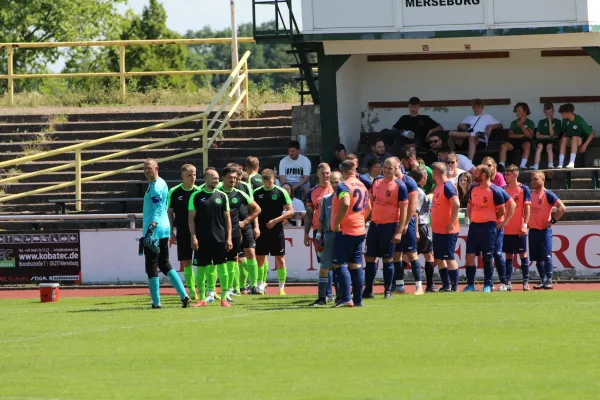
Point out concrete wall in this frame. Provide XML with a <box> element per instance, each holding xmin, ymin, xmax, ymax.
<box><xmin>330</xmin><ymin>50</ymin><xmax>600</xmax><ymax>137</ymax></box>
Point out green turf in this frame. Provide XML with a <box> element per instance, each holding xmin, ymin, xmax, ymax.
<box><xmin>1</xmin><ymin>291</ymin><xmax>600</xmax><ymax>399</ymax></box>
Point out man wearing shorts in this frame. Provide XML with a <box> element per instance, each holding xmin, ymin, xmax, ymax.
<box><xmin>392</xmin><ymin>158</ymin><xmax>419</xmax><ymax>294</ymax></box>
<box><xmin>363</xmin><ymin>157</ymin><xmax>409</xmax><ymax>300</ymax></box>
<box><xmin>412</xmin><ymin>166</ymin><xmax>435</xmax><ymax>293</ymax></box>
<box><xmin>188</xmin><ymin>168</ymin><xmax>233</xmax><ymax>307</ymax></box>
<box><xmin>331</xmin><ymin>160</ymin><xmax>371</xmax><ymax>307</ymax></box>
<box><xmin>310</xmin><ymin>171</ymin><xmax>342</xmax><ymax>306</ymax></box>
<box><xmin>503</xmin><ymin>165</ymin><xmax>531</xmax><ymax>291</ymax></box>
<box><xmin>529</xmin><ymin>171</ymin><xmax>566</xmax><ymax>289</ymax></box>
<box><xmin>220</xmin><ymin>167</ymin><xmax>261</xmax><ymax>299</ymax></box>
<box><xmin>142</xmin><ymin>159</ymin><xmax>190</xmax><ymax>309</ymax></box>
<box><xmin>463</xmin><ymin>165</ymin><xmax>508</xmax><ymax>293</ymax></box>
<box><xmin>168</xmin><ymin>164</ymin><xmax>199</xmax><ymax>301</ymax></box>
<box><xmin>491</xmin><ymin>184</ymin><xmax>515</xmax><ymax>292</ymax></box>
<box><xmin>430</xmin><ymin>162</ymin><xmax>461</xmax><ymax>292</ymax></box>
<box><xmin>253</xmin><ymin>169</ymin><xmax>294</xmax><ymax>295</ymax></box>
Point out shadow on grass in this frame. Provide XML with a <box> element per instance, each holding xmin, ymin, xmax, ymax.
<box><xmin>68</xmin><ymin>306</ymin><xmax>149</xmax><ymax>313</ymax></box>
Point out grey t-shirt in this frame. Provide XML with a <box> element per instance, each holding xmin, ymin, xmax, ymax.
<box><xmin>416</xmin><ymin>187</ymin><xmax>431</xmax><ymax>226</ymax></box>
<box><xmin>319</xmin><ymin>193</ymin><xmax>334</xmax><ymax>233</ymax></box>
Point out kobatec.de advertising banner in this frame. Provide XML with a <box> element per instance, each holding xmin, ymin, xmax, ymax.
<box><xmin>0</xmin><ymin>230</ymin><xmax>81</xmax><ymax>284</ymax></box>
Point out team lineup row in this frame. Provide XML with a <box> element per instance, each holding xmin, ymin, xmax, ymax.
<box><xmin>139</xmin><ymin>154</ymin><xmax>565</xmax><ymax>309</ymax></box>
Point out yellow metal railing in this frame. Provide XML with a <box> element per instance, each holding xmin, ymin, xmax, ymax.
<box><xmin>0</xmin><ymin>37</ymin><xmax>308</xmax><ymax>105</ymax></box>
<box><xmin>0</xmin><ymin>51</ymin><xmax>252</xmax><ymax>211</ymax></box>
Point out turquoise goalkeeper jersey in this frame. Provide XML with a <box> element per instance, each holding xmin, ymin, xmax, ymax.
<box><xmin>143</xmin><ymin>177</ymin><xmax>171</xmax><ymax>239</ymax></box>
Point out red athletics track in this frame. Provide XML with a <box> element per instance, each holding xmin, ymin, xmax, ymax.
<box><xmin>1</xmin><ymin>283</ymin><xmax>600</xmax><ymax>299</ymax></box>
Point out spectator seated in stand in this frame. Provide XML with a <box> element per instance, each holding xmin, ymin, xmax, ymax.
<box><xmin>423</xmin><ymin>133</ymin><xmax>445</xmax><ymax>166</ymax></box>
<box><xmin>444</xmin><ymin>152</ymin><xmax>467</xmax><ymax>184</ymax></box>
<box><xmin>448</xmin><ymin>98</ymin><xmax>503</xmax><ymax>161</ymax></box>
<box><xmin>437</xmin><ymin>145</ymin><xmax>475</xmax><ymax>174</ymax></box>
<box><xmin>360</xmin><ymin>138</ymin><xmax>392</xmax><ymax>174</ymax></box>
<box><xmin>499</xmin><ymin>102</ymin><xmax>535</xmax><ymax>171</ymax></box>
<box><xmin>328</xmin><ymin>143</ymin><xmax>347</xmax><ymax>171</ymax></box>
<box><xmin>532</xmin><ymin>103</ymin><xmax>561</xmax><ymax>170</ymax></box>
<box><xmin>279</xmin><ymin>140</ymin><xmax>312</xmax><ymax>199</ymax></box>
<box><xmin>380</xmin><ymin>97</ymin><xmax>444</xmax><ymax>153</ymax></box>
<box><xmin>360</xmin><ymin>158</ymin><xmax>383</xmax><ymax>184</ymax></box>
<box><xmin>557</xmin><ymin>103</ymin><xmax>596</xmax><ymax>169</ymax></box>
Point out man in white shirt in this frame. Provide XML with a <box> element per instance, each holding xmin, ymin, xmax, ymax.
<box><xmin>279</xmin><ymin>140</ymin><xmax>312</xmax><ymax>199</ymax></box>
<box><xmin>437</xmin><ymin>146</ymin><xmax>476</xmax><ymax>174</ymax></box>
<box><xmin>448</xmin><ymin>98</ymin><xmax>503</xmax><ymax>161</ymax></box>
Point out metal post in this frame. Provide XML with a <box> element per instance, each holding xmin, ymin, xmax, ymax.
<box><xmin>244</xmin><ymin>60</ymin><xmax>249</xmax><ymax>119</ymax></box>
<box><xmin>119</xmin><ymin>45</ymin><xmax>126</xmax><ymax>103</ymax></box>
<box><xmin>202</xmin><ymin>115</ymin><xmax>208</xmax><ymax>171</ymax></box>
<box><xmin>7</xmin><ymin>46</ymin><xmax>14</xmax><ymax>106</ymax></box>
<box><xmin>231</xmin><ymin>0</ymin><xmax>240</xmax><ymax>96</ymax></box>
<box><xmin>75</xmin><ymin>149</ymin><xmax>82</xmax><ymax>212</ymax></box>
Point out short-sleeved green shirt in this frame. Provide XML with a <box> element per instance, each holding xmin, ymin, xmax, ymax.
<box><xmin>562</xmin><ymin>114</ymin><xmax>593</xmax><ymax>139</ymax></box>
<box><xmin>536</xmin><ymin>118</ymin><xmax>561</xmax><ymax>141</ymax></box>
<box><xmin>509</xmin><ymin>118</ymin><xmax>535</xmax><ymax>138</ymax></box>
<box><xmin>410</xmin><ymin>163</ymin><xmax>434</xmax><ymax>195</ymax></box>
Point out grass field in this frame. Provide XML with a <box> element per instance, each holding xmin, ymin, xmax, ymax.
<box><xmin>1</xmin><ymin>291</ymin><xmax>600</xmax><ymax>400</ymax></box>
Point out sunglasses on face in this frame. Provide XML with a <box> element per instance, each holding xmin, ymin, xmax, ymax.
<box><xmin>446</xmin><ymin>161</ymin><xmax>456</xmax><ymax>164</ymax></box>
<box><xmin>429</xmin><ymin>139</ymin><xmax>441</xmax><ymax>144</ymax></box>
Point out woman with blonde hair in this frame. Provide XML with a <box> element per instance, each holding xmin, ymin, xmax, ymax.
<box><xmin>481</xmin><ymin>156</ymin><xmax>506</xmax><ymax>187</ymax></box>
<box><xmin>445</xmin><ymin>152</ymin><xmax>466</xmax><ymax>184</ymax></box>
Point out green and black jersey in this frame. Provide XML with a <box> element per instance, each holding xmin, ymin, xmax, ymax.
<box><xmin>167</xmin><ymin>183</ymin><xmax>198</xmax><ymax>231</ymax></box>
<box><xmin>248</xmin><ymin>172</ymin><xmax>263</xmax><ymax>190</ymax></box>
<box><xmin>220</xmin><ymin>186</ymin><xmax>253</xmax><ymax>233</ymax></box>
<box><xmin>252</xmin><ymin>185</ymin><xmax>292</xmax><ymax>234</ymax></box>
<box><xmin>188</xmin><ymin>188</ymin><xmax>230</xmax><ymax>242</ymax></box>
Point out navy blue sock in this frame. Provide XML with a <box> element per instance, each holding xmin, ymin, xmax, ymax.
<box><xmin>394</xmin><ymin>261</ymin><xmax>405</xmax><ymax>282</ymax></box>
<box><xmin>494</xmin><ymin>254</ymin><xmax>507</xmax><ymax>284</ymax></box>
<box><xmin>506</xmin><ymin>257</ymin><xmax>514</xmax><ymax>282</ymax></box>
<box><xmin>466</xmin><ymin>265</ymin><xmax>476</xmax><ymax>286</ymax></box>
<box><xmin>439</xmin><ymin>268</ymin><xmax>450</xmax><ymax>289</ymax></box>
<box><xmin>317</xmin><ymin>276</ymin><xmax>328</xmax><ymax>300</ymax></box>
<box><xmin>448</xmin><ymin>269</ymin><xmax>459</xmax><ymax>290</ymax></box>
<box><xmin>349</xmin><ymin>268</ymin><xmax>364</xmax><ymax>305</ymax></box>
<box><xmin>382</xmin><ymin>262</ymin><xmax>394</xmax><ymax>292</ymax></box>
<box><xmin>425</xmin><ymin>262</ymin><xmax>435</xmax><ymax>287</ymax></box>
<box><xmin>326</xmin><ymin>270</ymin><xmax>333</xmax><ymax>298</ymax></box>
<box><xmin>521</xmin><ymin>257</ymin><xmax>530</xmax><ymax>283</ymax></box>
<box><xmin>410</xmin><ymin>260</ymin><xmax>422</xmax><ymax>282</ymax></box>
<box><xmin>545</xmin><ymin>258</ymin><xmax>554</xmax><ymax>283</ymax></box>
<box><xmin>336</xmin><ymin>266</ymin><xmax>352</xmax><ymax>303</ymax></box>
<box><xmin>536</xmin><ymin>261</ymin><xmax>546</xmax><ymax>283</ymax></box>
<box><xmin>483</xmin><ymin>259</ymin><xmax>493</xmax><ymax>287</ymax></box>
<box><xmin>363</xmin><ymin>261</ymin><xmax>377</xmax><ymax>295</ymax></box>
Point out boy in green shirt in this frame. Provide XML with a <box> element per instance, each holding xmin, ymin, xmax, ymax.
<box><xmin>532</xmin><ymin>103</ymin><xmax>561</xmax><ymax>170</ymax></box>
<box><xmin>558</xmin><ymin>103</ymin><xmax>596</xmax><ymax>169</ymax></box>
<box><xmin>499</xmin><ymin>102</ymin><xmax>535</xmax><ymax>171</ymax></box>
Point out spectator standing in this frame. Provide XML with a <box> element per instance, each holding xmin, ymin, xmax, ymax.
<box><xmin>438</xmin><ymin>146</ymin><xmax>475</xmax><ymax>174</ymax></box>
<box><xmin>482</xmin><ymin>156</ymin><xmax>506</xmax><ymax>187</ymax></box>
<box><xmin>499</xmin><ymin>102</ymin><xmax>535</xmax><ymax>171</ymax></box>
<box><xmin>445</xmin><ymin>153</ymin><xmax>467</xmax><ymax>184</ymax></box>
<box><xmin>360</xmin><ymin>139</ymin><xmax>392</xmax><ymax>174</ymax></box>
<box><xmin>390</xmin><ymin>97</ymin><xmax>443</xmax><ymax>148</ymax></box>
<box><xmin>457</xmin><ymin>172</ymin><xmax>472</xmax><ymax>208</ymax></box>
<box><xmin>557</xmin><ymin>103</ymin><xmax>596</xmax><ymax>169</ymax></box>
<box><xmin>361</xmin><ymin>158</ymin><xmax>383</xmax><ymax>183</ymax></box>
<box><xmin>328</xmin><ymin>143</ymin><xmax>347</xmax><ymax>171</ymax></box>
<box><xmin>279</xmin><ymin>140</ymin><xmax>312</xmax><ymax>199</ymax></box>
<box><xmin>448</xmin><ymin>98</ymin><xmax>503</xmax><ymax>161</ymax></box>
<box><xmin>533</xmin><ymin>103</ymin><xmax>561</xmax><ymax>170</ymax></box>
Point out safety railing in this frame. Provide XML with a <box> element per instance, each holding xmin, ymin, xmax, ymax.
<box><xmin>0</xmin><ymin>50</ymin><xmax>252</xmax><ymax>211</ymax></box>
<box><xmin>0</xmin><ymin>38</ymin><xmax>307</xmax><ymax>105</ymax></box>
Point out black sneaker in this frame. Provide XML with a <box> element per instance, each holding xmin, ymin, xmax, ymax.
<box><xmin>497</xmin><ymin>164</ymin><xmax>506</xmax><ymax>172</ymax></box>
<box><xmin>425</xmin><ymin>285</ymin><xmax>439</xmax><ymax>293</ymax></box>
<box><xmin>438</xmin><ymin>287</ymin><xmax>452</xmax><ymax>293</ymax></box>
<box><xmin>384</xmin><ymin>291</ymin><xmax>392</xmax><ymax>300</ymax></box>
<box><xmin>151</xmin><ymin>304</ymin><xmax>162</xmax><ymax>309</ymax></box>
<box><xmin>181</xmin><ymin>296</ymin><xmax>191</xmax><ymax>308</ymax></box>
<box><xmin>250</xmin><ymin>287</ymin><xmax>262</xmax><ymax>295</ymax></box>
<box><xmin>451</xmin><ymin>286</ymin><xmax>458</xmax><ymax>292</ymax></box>
<box><xmin>363</xmin><ymin>292</ymin><xmax>375</xmax><ymax>299</ymax></box>
<box><xmin>533</xmin><ymin>282</ymin><xmax>546</xmax><ymax>290</ymax></box>
<box><xmin>310</xmin><ymin>298</ymin><xmax>328</xmax><ymax>307</ymax></box>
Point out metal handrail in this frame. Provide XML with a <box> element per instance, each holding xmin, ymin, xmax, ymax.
<box><xmin>0</xmin><ymin>51</ymin><xmax>252</xmax><ymax>210</ymax></box>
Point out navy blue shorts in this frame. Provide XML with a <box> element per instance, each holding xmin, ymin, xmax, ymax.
<box><xmin>432</xmin><ymin>233</ymin><xmax>459</xmax><ymax>260</ymax></box>
<box><xmin>366</xmin><ymin>222</ymin><xmax>397</xmax><ymax>259</ymax></box>
<box><xmin>332</xmin><ymin>233</ymin><xmax>365</xmax><ymax>266</ymax></box>
<box><xmin>528</xmin><ymin>228</ymin><xmax>553</xmax><ymax>262</ymax></box>
<box><xmin>466</xmin><ymin>221</ymin><xmax>497</xmax><ymax>257</ymax></box>
<box><xmin>503</xmin><ymin>234</ymin><xmax>527</xmax><ymax>254</ymax></box>
<box><xmin>494</xmin><ymin>227</ymin><xmax>504</xmax><ymax>258</ymax></box>
<box><xmin>396</xmin><ymin>217</ymin><xmax>417</xmax><ymax>253</ymax></box>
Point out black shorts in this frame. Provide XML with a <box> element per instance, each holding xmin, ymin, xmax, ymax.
<box><xmin>417</xmin><ymin>224</ymin><xmax>433</xmax><ymax>255</ymax></box>
<box><xmin>255</xmin><ymin>229</ymin><xmax>285</xmax><ymax>256</ymax></box>
<box><xmin>227</xmin><ymin>234</ymin><xmax>242</xmax><ymax>262</ymax></box>
<box><xmin>176</xmin><ymin>231</ymin><xmax>193</xmax><ymax>261</ymax></box>
<box><xmin>145</xmin><ymin>238</ymin><xmax>173</xmax><ymax>277</ymax></box>
<box><xmin>193</xmin><ymin>237</ymin><xmax>228</xmax><ymax>266</ymax></box>
<box><xmin>241</xmin><ymin>226</ymin><xmax>256</xmax><ymax>249</ymax></box>
<box><xmin>508</xmin><ymin>138</ymin><xmax>532</xmax><ymax>149</ymax></box>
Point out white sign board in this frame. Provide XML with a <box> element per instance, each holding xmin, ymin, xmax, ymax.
<box><xmin>402</xmin><ymin>0</ymin><xmax>485</xmax><ymax>27</ymax></box>
<box><xmin>312</xmin><ymin>0</ymin><xmax>397</xmax><ymax>30</ymax></box>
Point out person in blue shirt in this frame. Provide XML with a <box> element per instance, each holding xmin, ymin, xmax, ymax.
<box><xmin>142</xmin><ymin>159</ymin><xmax>190</xmax><ymax>309</ymax></box>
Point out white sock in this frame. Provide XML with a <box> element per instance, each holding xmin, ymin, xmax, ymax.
<box><xmin>569</xmin><ymin>153</ymin><xmax>576</xmax><ymax>164</ymax></box>
<box><xmin>396</xmin><ymin>280</ymin><xmax>405</xmax><ymax>286</ymax></box>
<box><xmin>559</xmin><ymin>154</ymin><xmax>565</xmax><ymax>166</ymax></box>
<box><xmin>278</xmin><ymin>282</ymin><xmax>285</xmax><ymax>290</ymax></box>
<box><xmin>208</xmin><ymin>290</ymin><xmax>215</xmax><ymax>297</ymax></box>
<box><xmin>533</xmin><ymin>164</ymin><xmax>539</xmax><ymax>169</ymax></box>
<box><xmin>548</xmin><ymin>162</ymin><xmax>554</xmax><ymax>167</ymax></box>
<box><xmin>415</xmin><ymin>281</ymin><xmax>422</xmax><ymax>291</ymax></box>
<box><xmin>520</xmin><ymin>158</ymin><xmax>527</xmax><ymax>168</ymax></box>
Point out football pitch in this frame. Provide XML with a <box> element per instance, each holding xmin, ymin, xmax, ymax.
<box><xmin>1</xmin><ymin>290</ymin><xmax>600</xmax><ymax>400</ymax></box>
